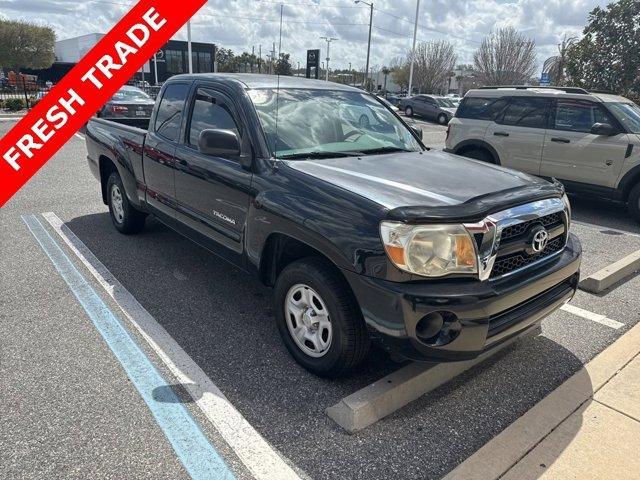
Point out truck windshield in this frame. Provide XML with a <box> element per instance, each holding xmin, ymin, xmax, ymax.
<box><xmin>248</xmin><ymin>88</ymin><xmax>422</xmax><ymax>159</ymax></box>
<box><xmin>607</xmin><ymin>102</ymin><xmax>640</xmax><ymax>134</ymax></box>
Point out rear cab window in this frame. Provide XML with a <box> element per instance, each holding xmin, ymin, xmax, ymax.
<box><xmin>154</xmin><ymin>83</ymin><xmax>190</xmax><ymax>141</ymax></box>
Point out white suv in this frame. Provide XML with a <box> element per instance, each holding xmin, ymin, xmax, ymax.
<box><xmin>445</xmin><ymin>87</ymin><xmax>640</xmax><ymax>221</ymax></box>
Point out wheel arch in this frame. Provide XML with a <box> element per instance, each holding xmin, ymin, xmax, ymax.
<box><xmin>99</xmin><ymin>155</ymin><xmax>118</xmax><ymax>205</ymax></box>
<box><xmin>452</xmin><ymin>139</ymin><xmax>501</xmax><ymax>165</ymax></box>
<box><xmin>258</xmin><ymin>233</ymin><xmax>349</xmax><ymax>288</ymax></box>
<box><xmin>618</xmin><ymin>164</ymin><xmax>640</xmax><ymax>201</ymax></box>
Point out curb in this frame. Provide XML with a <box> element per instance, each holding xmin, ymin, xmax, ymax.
<box><xmin>443</xmin><ymin>319</ymin><xmax>640</xmax><ymax>480</ymax></box>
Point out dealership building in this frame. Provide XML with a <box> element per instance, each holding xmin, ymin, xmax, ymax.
<box><xmin>20</xmin><ymin>33</ymin><xmax>217</xmax><ymax>85</ymax></box>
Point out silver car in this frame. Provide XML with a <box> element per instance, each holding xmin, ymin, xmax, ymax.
<box><xmin>400</xmin><ymin>95</ymin><xmax>457</xmax><ymax>125</ymax></box>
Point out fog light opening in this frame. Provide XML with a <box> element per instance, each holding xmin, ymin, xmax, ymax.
<box><xmin>415</xmin><ymin>311</ymin><xmax>461</xmax><ymax>346</ymax></box>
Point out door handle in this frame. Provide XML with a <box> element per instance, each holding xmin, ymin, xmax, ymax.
<box><xmin>551</xmin><ymin>137</ymin><xmax>570</xmax><ymax>143</ymax></box>
<box><xmin>493</xmin><ymin>132</ymin><xmax>509</xmax><ymax>137</ymax></box>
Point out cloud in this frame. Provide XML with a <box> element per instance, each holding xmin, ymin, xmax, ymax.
<box><xmin>0</xmin><ymin>0</ymin><xmax>608</xmax><ymax>72</ymax></box>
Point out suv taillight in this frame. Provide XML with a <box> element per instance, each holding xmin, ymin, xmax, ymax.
<box><xmin>110</xmin><ymin>105</ymin><xmax>128</xmax><ymax>113</ymax></box>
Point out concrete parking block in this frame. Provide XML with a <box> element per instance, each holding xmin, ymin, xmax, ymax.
<box><xmin>326</xmin><ymin>325</ymin><xmax>540</xmax><ymax>433</ymax></box>
<box><xmin>579</xmin><ymin>249</ymin><xmax>640</xmax><ymax>293</ymax></box>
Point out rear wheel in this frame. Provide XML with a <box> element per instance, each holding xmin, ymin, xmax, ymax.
<box><xmin>405</xmin><ymin>106</ymin><xmax>413</xmax><ymax>117</ymax></box>
<box><xmin>274</xmin><ymin>258</ymin><xmax>370</xmax><ymax>377</ymax></box>
<box><xmin>106</xmin><ymin>171</ymin><xmax>146</xmax><ymax>234</ymax></box>
<box><xmin>628</xmin><ymin>183</ymin><xmax>640</xmax><ymax>223</ymax></box>
<box><xmin>437</xmin><ymin>113</ymin><xmax>448</xmax><ymax>125</ymax></box>
<box><xmin>460</xmin><ymin>148</ymin><xmax>495</xmax><ymax>164</ymax></box>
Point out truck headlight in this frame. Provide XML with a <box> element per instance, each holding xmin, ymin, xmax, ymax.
<box><xmin>380</xmin><ymin>222</ymin><xmax>478</xmax><ymax>277</ymax></box>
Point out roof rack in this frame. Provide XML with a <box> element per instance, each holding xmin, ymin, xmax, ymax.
<box><xmin>588</xmin><ymin>89</ymin><xmax>616</xmax><ymax>95</ymax></box>
<box><xmin>477</xmin><ymin>86</ymin><xmax>590</xmax><ymax>94</ymax></box>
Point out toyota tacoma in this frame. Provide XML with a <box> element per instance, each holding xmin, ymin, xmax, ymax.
<box><xmin>85</xmin><ymin>74</ymin><xmax>581</xmax><ymax>377</ymax></box>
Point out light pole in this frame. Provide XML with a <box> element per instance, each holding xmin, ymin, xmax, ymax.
<box><xmin>187</xmin><ymin>20</ymin><xmax>193</xmax><ymax>74</ymax></box>
<box><xmin>407</xmin><ymin>0</ymin><xmax>420</xmax><ymax>96</ymax></box>
<box><xmin>320</xmin><ymin>36</ymin><xmax>337</xmax><ymax>82</ymax></box>
<box><xmin>355</xmin><ymin>0</ymin><xmax>373</xmax><ymax>91</ymax></box>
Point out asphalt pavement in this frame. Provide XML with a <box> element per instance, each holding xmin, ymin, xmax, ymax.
<box><xmin>2</xmin><ymin>118</ymin><xmax>639</xmax><ymax>480</ymax></box>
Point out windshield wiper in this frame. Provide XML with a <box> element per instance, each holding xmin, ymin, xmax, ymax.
<box><xmin>357</xmin><ymin>146</ymin><xmax>414</xmax><ymax>155</ymax></box>
<box><xmin>278</xmin><ymin>151</ymin><xmax>360</xmax><ymax>160</ymax></box>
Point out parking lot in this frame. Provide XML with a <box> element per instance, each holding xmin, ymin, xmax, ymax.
<box><xmin>2</xmin><ymin>117</ymin><xmax>639</xmax><ymax>479</ymax></box>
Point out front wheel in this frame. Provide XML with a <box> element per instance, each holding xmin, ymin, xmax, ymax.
<box><xmin>628</xmin><ymin>183</ymin><xmax>640</xmax><ymax>223</ymax></box>
<box><xmin>274</xmin><ymin>258</ymin><xmax>370</xmax><ymax>377</ymax></box>
<box><xmin>405</xmin><ymin>106</ymin><xmax>413</xmax><ymax>117</ymax></box>
<box><xmin>106</xmin><ymin>172</ymin><xmax>147</xmax><ymax>234</ymax></box>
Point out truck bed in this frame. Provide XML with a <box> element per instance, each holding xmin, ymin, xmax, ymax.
<box><xmin>85</xmin><ymin>117</ymin><xmax>149</xmax><ymax>206</ymax></box>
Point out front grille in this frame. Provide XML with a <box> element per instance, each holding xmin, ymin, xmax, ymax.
<box><xmin>490</xmin><ymin>211</ymin><xmax>566</xmax><ymax>278</ymax></box>
<box><xmin>500</xmin><ymin>212</ymin><xmax>562</xmax><ymax>241</ymax></box>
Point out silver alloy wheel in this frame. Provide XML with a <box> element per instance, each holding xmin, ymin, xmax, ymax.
<box><xmin>285</xmin><ymin>283</ymin><xmax>333</xmax><ymax>358</ymax></box>
<box><xmin>110</xmin><ymin>184</ymin><xmax>125</xmax><ymax>224</ymax></box>
<box><xmin>438</xmin><ymin>114</ymin><xmax>447</xmax><ymax>124</ymax></box>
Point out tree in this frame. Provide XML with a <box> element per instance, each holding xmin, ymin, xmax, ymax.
<box><xmin>389</xmin><ymin>56</ymin><xmax>409</xmax><ymax>92</ymax></box>
<box><xmin>275</xmin><ymin>53</ymin><xmax>292</xmax><ymax>76</ymax></box>
<box><xmin>565</xmin><ymin>0</ymin><xmax>640</xmax><ymax>95</ymax></box>
<box><xmin>407</xmin><ymin>40</ymin><xmax>457</xmax><ymax>94</ymax></box>
<box><xmin>544</xmin><ymin>35</ymin><xmax>578</xmax><ymax>86</ymax></box>
<box><xmin>381</xmin><ymin>66</ymin><xmax>390</xmax><ymax>93</ymax></box>
<box><xmin>215</xmin><ymin>48</ymin><xmax>236</xmax><ymax>72</ymax></box>
<box><xmin>0</xmin><ymin>19</ymin><xmax>55</xmax><ymax>72</ymax></box>
<box><xmin>473</xmin><ymin>27</ymin><xmax>536</xmax><ymax>85</ymax></box>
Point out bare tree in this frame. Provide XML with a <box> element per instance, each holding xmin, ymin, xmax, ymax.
<box><xmin>474</xmin><ymin>27</ymin><xmax>537</xmax><ymax>85</ymax></box>
<box><xmin>407</xmin><ymin>40</ymin><xmax>457</xmax><ymax>94</ymax></box>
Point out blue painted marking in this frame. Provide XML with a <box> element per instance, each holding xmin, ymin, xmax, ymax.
<box><xmin>22</xmin><ymin>215</ymin><xmax>235</xmax><ymax>480</ymax></box>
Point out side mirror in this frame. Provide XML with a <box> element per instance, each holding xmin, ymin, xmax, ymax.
<box><xmin>198</xmin><ymin>128</ymin><xmax>241</xmax><ymax>156</ymax></box>
<box><xmin>590</xmin><ymin>122</ymin><xmax>616</xmax><ymax>136</ymax></box>
<box><xmin>411</xmin><ymin>126</ymin><xmax>423</xmax><ymax>140</ymax></box>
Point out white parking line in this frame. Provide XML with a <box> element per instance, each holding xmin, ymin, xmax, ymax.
<box><xmin>74</xmin><ymin>133</ymin><xmax>85</xmax><ymax>141</ymax></box>
<box><xmin>561</xmin><ymin>304</ymin><xmax>624</xmax><ymax>329</ymax></box>
<box><xmin>42</xmin><ymin>212</ymin><xmax>302</xmax><ymax>480</ymax></box>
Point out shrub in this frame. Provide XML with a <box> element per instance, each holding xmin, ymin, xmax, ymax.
<box><xmin>5</xmin><ymin>98</ymin><xmax>25</xmax><ymax>111</ymax></box>
<box><xmin>29</xmin><ymin>98</ymin><xmax>40</xmax><ymax>108</ymax></box>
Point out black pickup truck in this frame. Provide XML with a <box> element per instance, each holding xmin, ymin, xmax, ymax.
<box><xmin>86</xmin><ymin>73</ymin><xmax>581</xmax><ymax>377</ymax></box>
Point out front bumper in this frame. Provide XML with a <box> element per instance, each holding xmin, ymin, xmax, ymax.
<box><xmin>343</xmin><ymin>233</ymin><xmax>582</xmax><ymax>362</ymax></box>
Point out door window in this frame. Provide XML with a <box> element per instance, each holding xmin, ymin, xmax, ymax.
<box><xmin>188</xmin><ymin>88</ymin><xmax>240</xmax><ymax>147</ymax></box>
<box><xmin>154</xmin><ymin>83</ymin><xmax>189</xmax><ymax>141</ymax></box>
<box><xmin>500</xmin><ymin>97</ymin><xmax>549</xmax><ymax>128</ymax></box>
<box><xmin>457</xmin><ymin>97</ymin><xmax>508</xmax><ymax>120</ymax></box>
<box><xmin>553</xmin><ymin>99</ymin><xmax>617</xmax><ymax>133</ymax></box>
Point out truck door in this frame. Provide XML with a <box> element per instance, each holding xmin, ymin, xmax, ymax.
<box><xmin>173</xmin><ymin>86</ymin><xmax>253</xmax><ymax>267</ymax></box>
<box><xmin>143</xmin><ymin>82</ymin><xmax>190</xmax><ymax>219</ymax></box>
<box><xmin>540</xmin><ymin>98</ymin><xmax>630</xmax><ymax>188</ymax></box>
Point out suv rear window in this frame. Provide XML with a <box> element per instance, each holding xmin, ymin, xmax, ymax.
<box><xmin>456</xmin><ymin>97</ymin><xmax>508</xmax><ymax>120</ymax></box>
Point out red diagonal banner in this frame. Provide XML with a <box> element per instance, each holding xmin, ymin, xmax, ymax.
<box><xmin>0</xmin><ymin>0</ymin><xmax>207</xmax><ymax>207</ymax></box>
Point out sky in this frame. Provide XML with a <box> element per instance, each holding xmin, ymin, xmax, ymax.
<box><xmin>0</xmin><ymin>0</ymin><xmax>609</xmax><ymax>74</ymax></box>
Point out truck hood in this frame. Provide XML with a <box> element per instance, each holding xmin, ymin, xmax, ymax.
<box><xmin>284</xmin><ymin>150</ymin><xmax>563</xmax><ymax>221</ymax></box>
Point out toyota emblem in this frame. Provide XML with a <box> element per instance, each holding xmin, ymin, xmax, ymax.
<box><xmin>531</xmin><ymin>229</ymin><xmax>549</xmax><ymax>253</ymax></box>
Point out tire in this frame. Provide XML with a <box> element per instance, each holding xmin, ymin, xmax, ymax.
<box><xmin>405</xmin><ymin>106</ymin><xmax>413</xmax><ymax>116</ymax></box>
<box><xmin>437</xmin><ymin>113</ymin><xmax>448</xmax><ymax>125</ymax></box>
<box><xmin>628</xmin><ymin>183</ymin><xmax>640</xmax><ymax>223</ymax></box>
<box><xmin>460</xmin><ymin>148</ymin><xmax>495</xmax><ymax>164</ymax></box>
<box><xmin>274</xmin><ymin>257</ymin><xmax>370</xmax><ymax>377</ymax></box>
<box><xmin>106</xmin><ymin>171</ymin><xmax>146</xmax><ymax>234</ymax></box>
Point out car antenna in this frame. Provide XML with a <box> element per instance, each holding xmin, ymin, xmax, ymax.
<box><xmin>273</xmin><ymin>4</ymin><xmax>284</xmax><ymax>162</ymax></box>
